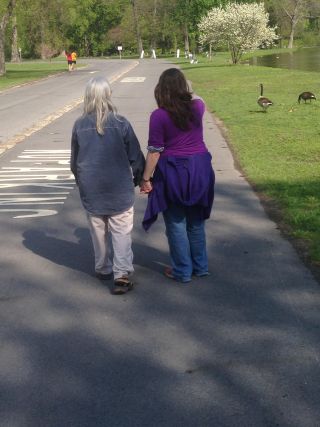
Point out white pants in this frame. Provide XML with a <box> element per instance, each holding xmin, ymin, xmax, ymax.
<box><xmin>87</xmin><ymin>207</ymin><xmax>134</xmax><ymax>280</ymax></box>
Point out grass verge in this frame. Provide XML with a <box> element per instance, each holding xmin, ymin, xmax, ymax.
<box><xmin>179</xmin><ymin>53</ymin><xmax>320</xmax><ymax>274</ymax></box>
<box><xmin>0</xmin><ymin>61</ymin><xmax>70</xmax><ymax>91</ymax></box>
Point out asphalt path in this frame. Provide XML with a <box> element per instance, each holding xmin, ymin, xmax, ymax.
<box><xmin>0</xmin><ymin>59</ymin><xmax>320</xmax><ymax>427</ymax></box>
<box><xmin>0</xmin><ymin>59</ymin><xmax>138</xmax><ymax>148</ymax></box>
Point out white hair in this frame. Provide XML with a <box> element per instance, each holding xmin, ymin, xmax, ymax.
<box><xmin>83</xmin><ymin>76</ymin><xmax>117</xmax><ymax>135</ymax></box>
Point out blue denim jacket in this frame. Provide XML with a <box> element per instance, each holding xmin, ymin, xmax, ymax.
<box><xmin>71</xmin><ymin>112</ymin><xmax>145</xmax><ymax>215</ymax></box>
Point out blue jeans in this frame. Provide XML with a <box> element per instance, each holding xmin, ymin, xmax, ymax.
<box><xmin>163</xmin><ymin>204</ymin><xmax>209</xmax><ymax>282</ymax></box>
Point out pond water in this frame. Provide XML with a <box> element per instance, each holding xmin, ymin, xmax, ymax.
<box><xmin>249</xmin><ymin>47</ymin><xmax>320</xmax><ymax>72</ymax></box>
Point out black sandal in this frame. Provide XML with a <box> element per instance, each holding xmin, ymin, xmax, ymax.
<box><xmin>113</xmin><ymin>277</ymin><xmax>134</xmax><ymax>295</ymax></box>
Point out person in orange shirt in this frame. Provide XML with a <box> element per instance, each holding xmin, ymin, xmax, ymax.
<box><xmin>65</xmin><ymin>51</ymin><xmax>73</xmax><ymax>72</ymax></box>
<box><xmin>71</xmin><ymin>50</ymin><xmax>77</xmax><ymax>70</ymax></box>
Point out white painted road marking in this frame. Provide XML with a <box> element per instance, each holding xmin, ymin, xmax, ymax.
<box><xmin>0</xmin><ymin>209</ymin><xmax>59</xmax><ymax>218</ymax></box>
<box><xmin>0</xmin><ymin>182</ymin><xmax>74</xmax><ymax>189</ymax></box>
<box><xmin>0</xmin><ymin>175</ymin><xmax>74</xmax><ymax>181</ymax></box>
<box><xmin>120</xmin><ymin>77</ymin><xmax>146</xmax><ymax>83</ymax></box>
<box><xmin>1</xmin><ymin>167</ymin><xmax>71</xmax><ymax>172</ymax></box>
<box><xmin>0</xmin><ymin>149</ymin><xmax>75</xmax><ymax>218</ymax></box>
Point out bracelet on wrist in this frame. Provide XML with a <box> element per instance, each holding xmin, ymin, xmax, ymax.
<box><xmin>142</xmin><ymin>177</ymin><xmax>150</xmax><ymax>182</ymax></box>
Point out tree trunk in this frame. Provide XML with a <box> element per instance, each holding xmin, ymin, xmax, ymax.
<box><xmin>0</xmin><ymin>25</ymin><xmax>5</xmax><ymax>75</ymax></box>
<box><xmin>281</xmin><ymin>0</ymin><xmax>305</xmax><ymax>49</ymax></box>
<box><xmin>131</xmin><ymin>0</ymin><xmax>143</xmax><ymax>55</ymax></box>
<box><xmin>173</xmin><ymin>34</ymin><xmax>177</xmax><ymax>53</ymax></box>
<box><xmin>288</xmin><ymin>22</ymin><xmax>295</xmax><ymax>48</ymax></box>
<box><xmin>229</xmin><ymin>43</ymin><xmax>235</xmax><ymax>64</ymax></box>
<box><xmin>11</xmin><ymin>13</ymin><xmax>19</xmax><ymax>62</ymax></box>
<box><xmin>84</xmin><ymin>35</ymin><xmax>90</xmax><ymax>57</ymax></box>
<box><xmin>229</xmin><ymin>44</ymin><xmax>241</xmax><ymax>64</ymax></box>
<box><xmin>0</xmin><ymin>0</ymin><xmax>15</xmax><ymax>75</ymax></box>
<box><xmin>183</xmin><ymin>24</ymin><xmax>189</xmax><ymax>53</ymax></box>
<box><xmin>40</xmin><ymin>21</ymin><xmax>46</xmax><ymax>59</ymax></box>
<box><xmin>150</xmin><ymin>0</ymin><xmax>157</xmax><ymax>50</ymax></box>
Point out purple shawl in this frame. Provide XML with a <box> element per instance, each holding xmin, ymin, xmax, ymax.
<box><xmin>142</xmin><ymin>152</ymin><xmax>215</xmax><ymax>231</ymax></box>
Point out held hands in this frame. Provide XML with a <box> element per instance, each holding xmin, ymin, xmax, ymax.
<box><xmin>139</xmin><ymin>178</ymin><xmax>153</xmax><ymax>194</ymax></box>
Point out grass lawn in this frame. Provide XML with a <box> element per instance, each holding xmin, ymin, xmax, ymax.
<box><xmin>0</xmin><ymin>61</ymin><xmax>70</xmax><ymax>91</ymax></box>
<box><xmin>178</xmin><ymin>52</ymin><xmax>320</xmax><ymax>267</ymax></box>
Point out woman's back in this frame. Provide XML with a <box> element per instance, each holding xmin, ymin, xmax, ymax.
<box><xmin>72</xmin><ymin>113</ymin><xmax>136</xmax><ymax>215</ymax></box>
<box><xmin>148</xmin><ymin>98</ymin><xmax>207</xmax><ymax>156</ymax></box>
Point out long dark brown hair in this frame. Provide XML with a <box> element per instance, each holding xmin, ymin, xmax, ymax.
<box><xmin>154</xmin><ymin>68</ymin><xmax>193</xmax><ymax>130</ymax></box>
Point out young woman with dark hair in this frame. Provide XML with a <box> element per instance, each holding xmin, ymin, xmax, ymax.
<box><xmin>154</xmin><ymin>68</ymin><xmax>194</xmax><ymax>130</ymax></box>
<box><xmin>140</xmin><ymin>68</ymin><xmax>215</xmax><ymax>283</ymax></box>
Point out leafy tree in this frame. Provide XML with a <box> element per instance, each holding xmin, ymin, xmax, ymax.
<box><xmin>199</xmin><ymin>2</ymin><xmax>277</xmax><ymax>63</ymax></box>
<box><xmin>279</xmin><ymin>0</ymin><xmax>308</xmax><ymax>48</ymax></box>
<box><xmin>264</xmin><ymin>0</ymin><xmax>309</xmax><ymax>48</ymax></box>
<box><xmin>65</xmin><ymin>0</ymin><xmax>126</xmax><ymax>56</ymax></box>
<box><xmin>306</xmin><ymin>0</ymin><xmax>320</xmax><ymax>31</ymax></box>
<box><xmin>2</xmin><ymin>0</ymin><xmax>318</xmax><ymax>66</ymax></box>
<box><xmin>14</xmin><ymin>0</ymin><xmax>69</xmax><ymax>59</ymax></box>
<box><xmin>172</xmin><ymin>0</ymin><xmax>223</xmax><ymax>53</ymax></box>
<box><xmin>114</xmin><ymin>0</ymin><xmax>172</xmax><ymax>55</ymax></box>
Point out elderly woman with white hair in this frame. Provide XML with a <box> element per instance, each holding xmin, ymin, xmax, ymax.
<box><xmin>71</xmin><ymin>76</ymin><xmax>145</xmax><ymax>295</ymax></box>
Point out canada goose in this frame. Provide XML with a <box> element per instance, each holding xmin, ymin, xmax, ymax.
<box><xmin>298</xmin><ymin>91</ymin><xmax>316</xmax><ymax>104</ymax></box>
<box><xmin>258</xmin><ymin>84</ymin><xmax>273</xmax><ymax>112</ymax></box>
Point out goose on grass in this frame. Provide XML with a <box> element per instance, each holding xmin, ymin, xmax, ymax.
<box><xmin>298</xmin><ymin>92</ymin><xmax>316</xmax><ymax>104</ymax></box>
<box><xmin>257</xmin><ymin>83</ymin><xmax>273</xmax><ymax>112</ymax></box>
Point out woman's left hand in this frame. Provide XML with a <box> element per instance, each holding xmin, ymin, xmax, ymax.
<box><xmin>140</xmin><ymin>180</ymin><xmax>153</xmax><ymax>194</ymax></box>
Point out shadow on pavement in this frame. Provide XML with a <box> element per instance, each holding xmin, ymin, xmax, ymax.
<box><xmin>22</xmin><ymin>228</ymin><xmax>93</xmax><ymax>276</ymax></box>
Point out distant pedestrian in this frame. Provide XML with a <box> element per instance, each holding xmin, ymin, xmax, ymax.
<box><xmin>71</xmin><ymin>50</ymin><xmax>77</xmax><ymax>70</ymax></box>
<box><xmin>140</xmin><ymin>68</ymin><xmax>215</xmax><ymax>283</ymax></box>
<box><xmin>71</xmin><ymin>77</ymin><xmax>145</xmax><ymax>295</ymax></box>
<box><xmin>65</xmin><ymin>51</ymin><xmax>72</xmax><ymax>72</ymax></box>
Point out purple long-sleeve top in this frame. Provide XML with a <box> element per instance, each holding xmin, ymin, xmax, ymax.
<box><xmin>147</xmin><ymin>98</ymin><xmax>208</xmax><ymax>156</ymax></box>
<box><xmin>142</xmin><ymin>98</ymin><xmax>215</xmax><ymax>230</ymax></box>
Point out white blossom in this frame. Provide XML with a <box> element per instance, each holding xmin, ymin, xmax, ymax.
<box><xmin>199</xmin><ymin>3</ymin><xmax>277</xmax><ymax>64</ymax></box>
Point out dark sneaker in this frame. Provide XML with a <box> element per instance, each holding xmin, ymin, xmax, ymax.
<box><xmin>113</xmin><ymin>277</ymin><xmax>134</xmax><ymax>295</ymax></box>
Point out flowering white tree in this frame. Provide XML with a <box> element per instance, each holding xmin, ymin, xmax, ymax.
<box><xmin>199</xmin><ymin>2</ymin><xmax>277</xmax><ymax>64</ymax></box>
<box><xmin>198</xmin><ymin>6</ymin><xmax>225</xmax><ymax>55</ymax></box>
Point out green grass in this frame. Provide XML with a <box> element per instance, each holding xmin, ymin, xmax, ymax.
<box><xmin>0</xmin><ymin>61</ymin><xmax>70</xmax><ymax>91</ymax></box>
<box><xmin>179</xmin><ymin>54</ymin><xmax>320</xmax><ymax>265</ymax></box>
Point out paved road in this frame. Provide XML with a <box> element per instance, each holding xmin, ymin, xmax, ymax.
<box><xmin>0</xmin><ymin>59</ymin><xmax>320</xmax><ymax>427</ymax></box>
<box><xmin>0</xmin><ymin>59</ymin><xmax>138</xmax><ymax>148</ymax></box>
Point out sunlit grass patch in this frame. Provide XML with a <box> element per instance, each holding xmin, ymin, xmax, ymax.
<box><xmin>0</xmin><ymin>61</ymin><xmax>70</xmax><ymax>91</ymax></box>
